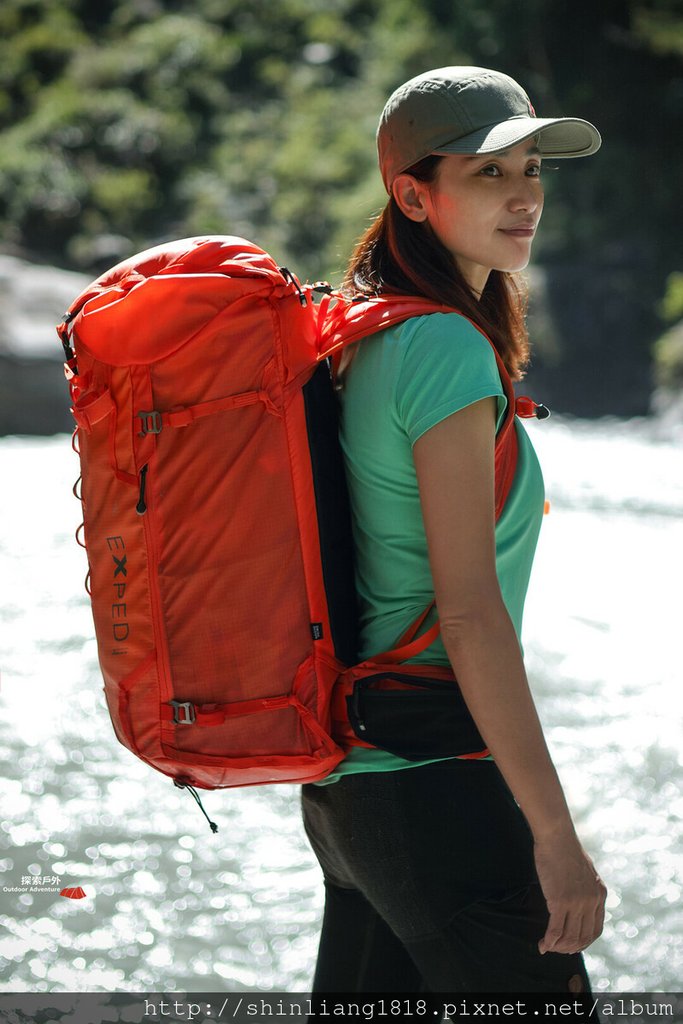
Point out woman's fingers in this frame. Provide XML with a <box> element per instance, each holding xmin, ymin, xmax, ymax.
<box><xmin>540</xmin><ymin>902</ymin><xmax>606</xmax><ymax>954</ymax></box>
<box><xmin>540</xmin><ymin>909</ymin><xmax>590</xmax><ymax>954</ymax></box>
<box><xmin>538</xmin><ymin>906</ymin><xmax>568</xmax><ymax>954</ymax></box>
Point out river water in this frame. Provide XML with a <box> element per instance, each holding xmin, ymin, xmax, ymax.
<box><xmin>0</xmin><ymin>416</ymin><xmax>681</xmax><ymax>993</ymax></box>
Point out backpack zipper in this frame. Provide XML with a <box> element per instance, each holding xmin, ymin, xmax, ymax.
<box><xmin>135</xmin><ymin>457</ymin><xmax>175</xmax><ymax>748</ymax></box>
<box><xmin>136</xmin><ymin>464</ymin><xmax>148</xmax><ymax>515</ymax></box>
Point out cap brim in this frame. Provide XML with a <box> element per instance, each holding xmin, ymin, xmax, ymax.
<box><xmin>433</xmin><ymin>116</ymin><xmax>601</xmax><ymax>159</ymax></box>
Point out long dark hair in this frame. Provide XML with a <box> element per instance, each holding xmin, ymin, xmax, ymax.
<box><xmin>341</xmin><ymin>155</ymin><xmax>530</xmax><ymax>379</ymax></box>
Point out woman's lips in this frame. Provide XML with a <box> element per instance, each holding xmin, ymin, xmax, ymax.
<box><xmin>499</xmin><ymin>225</ymin><xmax>536</xmax><ymax>237</ymax></box>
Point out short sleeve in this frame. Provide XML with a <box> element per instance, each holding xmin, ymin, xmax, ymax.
<box><xmin>395</xmin><ymin>313</ymin><xmax>507</xmax><ymax>446</ymax></box>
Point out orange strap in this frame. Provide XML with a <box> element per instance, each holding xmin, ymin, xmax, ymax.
<box><xmin>162</xmin><ymin>389</ymin><xmax>278</xmax><ymax>428</ymax></box>
<box><xmin>374</xmin><ymin>363</ymin><xmax>516</xmax><ymax>664</ymax></box>
<box><xmin>371</xmin><ymin>617</ymin><xmax>442</xmax><ymax>665</ymax></box>
<box><xmin>137</xmin><ymin>388</ymin><xmax>279</xmax><ymax>436</ymax></box>
<box><xmin>316</xmin><ymin>293</ymin><xmax>457</xmax><ymax>358</ymax></box>
<box><xmin>316</xmin><ymin>293</ymin><xmax>523</xmax><ymax>667</ymax></box>
<box><xmin>70</xmin><ymin>389</ymin><xmax>115</xmax><ymax>432</ymax></box>
<box><xmin>161</xmin><ymin>694</ymin><xmax>294</xmax><ymax>728</ymax></box>
<box><xmin>73</xmin><ymin>386</ymin><xmax>279</xmax><ymax>437</ymax></box>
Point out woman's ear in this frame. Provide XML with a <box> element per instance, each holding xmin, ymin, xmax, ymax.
<box><xmin>392</xmin><ymin>174</ymin><xmax>430</xmax><ymax>223</ymax></box>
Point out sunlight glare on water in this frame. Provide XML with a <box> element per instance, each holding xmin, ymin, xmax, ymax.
<box><xmin>523</xmin><ymin>416</ymin><xmax>683</xmax><ymax>991</ymax></box>
<box><xmin>0</xmin><ymin>421</ymin><xmax>681</xmax><ymax>992</ymax></box>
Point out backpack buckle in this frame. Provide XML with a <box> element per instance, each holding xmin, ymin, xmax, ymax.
<box><xmin>169</xmin><ymin>700</ymin><xmax>196</xmax><ymax>725</ymax></box>
<box><xmin>137</xmin><ymin>410</ymin><xmax>163</xmax><ymax>436</ymax></box>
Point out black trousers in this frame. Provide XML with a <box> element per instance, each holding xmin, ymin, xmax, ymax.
<box><xmin>302</xmin><ymin>760</ymin><xmax>591</xmax><ymax>993</ymax></box>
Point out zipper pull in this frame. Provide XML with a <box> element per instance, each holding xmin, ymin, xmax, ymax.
<box><xmin>351</xmin><ymin>682</ymin><xmax>367</xmax><ymax>732</ymax></box>
<box><xmin>174</xmin><ymin>779</ymin><xmax>219</xmax><ymax>833</ymax></box>
<box><xmin>279</xmin><ymin>266</ymin><xmax>307</xmax><ymax>306</ymax></box>
<box><xmin>136</xmin><ymin>464</ymin><xmax>148</xmax><ymax>515</ymax></box>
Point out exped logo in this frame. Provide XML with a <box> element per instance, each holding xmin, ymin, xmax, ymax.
<box><xmin>112</xmin><ymin>554</ymin><xmax>127</xmax><ymax>577</ymax></box>
<box><xmin>107</xmin><ymin>535</ymin><xmax>130</xmax><ymax>655</ymax></box>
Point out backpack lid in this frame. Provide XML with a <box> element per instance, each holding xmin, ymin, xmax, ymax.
<box><xmin>64</xmin><ymin>237</ymin><xmax>290</xmax><ymax>367</ymax></box>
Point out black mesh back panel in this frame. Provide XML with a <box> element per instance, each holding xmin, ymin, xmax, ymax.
<box><xmin>302</xmin><ymin>361</ymin><xmax>359</xmax><ymax>666</ymax></box>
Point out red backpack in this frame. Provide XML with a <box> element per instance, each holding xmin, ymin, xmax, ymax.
<box><xmin>57</xmin><ymin>236</ymin><xmax>540</xmax><ymax>824</ymax></box>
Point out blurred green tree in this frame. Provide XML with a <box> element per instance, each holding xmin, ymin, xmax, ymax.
<box><xmin>0</xmin><ymin>0</ymin><xmax>680</xmax><ymax>412</ymax></box>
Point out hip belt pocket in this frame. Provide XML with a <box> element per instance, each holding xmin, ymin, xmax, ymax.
<box><xmin>346</xmin><ymin>672</ymin><xmax>487</xmax><ymax>760</ymax></box>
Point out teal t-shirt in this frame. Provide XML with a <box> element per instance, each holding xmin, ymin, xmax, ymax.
<box><xmin>321</xmin><ymin>312</ymin><xmax>545</xmax><ymax>783</ymax></box>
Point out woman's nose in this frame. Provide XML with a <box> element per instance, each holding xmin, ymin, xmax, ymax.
<box><xmin>509</xmin><ymin>180</ymin><xmax>542</xmax><ymax>213</ymax></box>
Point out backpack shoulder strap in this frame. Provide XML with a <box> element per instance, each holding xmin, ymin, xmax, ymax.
<box><xmin>316</xmin><ymin>293</ymin><xmax>519</xmax><ymax>665</ymax></box>
<box><xmin>316</xmin><ymin>292</ymin><xmax>518</xmax><ymax>518</ymax></box>
<box><xmin>316</xmin><ymin>293</ymin><xmax>454</xmax><ymax>354</ymax></box>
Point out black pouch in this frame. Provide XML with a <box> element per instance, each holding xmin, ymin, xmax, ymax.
<box><xmin>346</xmin><ymin>672</ymin><xmax>486</xmax><ymax>761</ymax></box>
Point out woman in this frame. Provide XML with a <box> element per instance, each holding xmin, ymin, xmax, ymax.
<box><xmin>302</xmin><ymin>66</ymin><xmax>607</xmax><ymax>993</ymax></box>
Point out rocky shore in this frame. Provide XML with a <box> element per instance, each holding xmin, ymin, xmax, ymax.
<box><xmin>0</xmin><ymin>255</ymin><xmax>89</xmax><ymax>435</ymax></box>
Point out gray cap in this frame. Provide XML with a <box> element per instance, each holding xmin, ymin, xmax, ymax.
<box><xmin>377</xmin><ymin>66</ymin><xmax>602</xmax><ymax>192</ymax></box>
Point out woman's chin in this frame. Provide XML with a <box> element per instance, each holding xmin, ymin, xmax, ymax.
<box><xmin>495</xmin><ymin>255</ymin><xmax>533</xmax><ymax>274</ymax></box>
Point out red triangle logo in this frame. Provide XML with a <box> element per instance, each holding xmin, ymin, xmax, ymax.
<box><xmin>60</xmin><ymin>886</ymin><xmax>87</xmax><ymax>899</ymax></box>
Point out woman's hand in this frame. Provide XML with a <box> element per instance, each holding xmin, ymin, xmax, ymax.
<box><xmin>534</xmin><ymin>832</ymin><xmax>607</xmax><ymax>955</ymax></box>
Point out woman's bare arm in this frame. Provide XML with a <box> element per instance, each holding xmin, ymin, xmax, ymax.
<box><xmin>412</xmin><ymin>396</ymin><xmax>606</xmax><ymax>954</ymax></box>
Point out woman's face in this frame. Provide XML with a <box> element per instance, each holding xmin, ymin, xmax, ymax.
<box><xmin>396</xmin><ymin>139</ymin><xmax>544</xmax><ymax>294</ymax></box>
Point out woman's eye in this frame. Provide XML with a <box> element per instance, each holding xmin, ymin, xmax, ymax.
<box><xmin>479</xmin><ymin>162</ymin><xmax>542</xmax><ymax>178</ymax></box>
